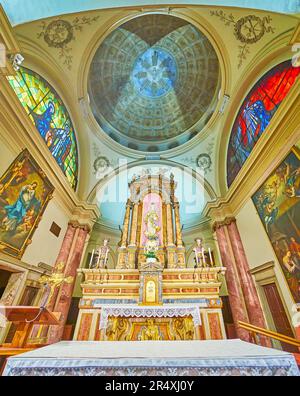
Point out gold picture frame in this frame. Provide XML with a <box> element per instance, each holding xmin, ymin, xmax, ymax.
<box><xmin>252</xmin><ymin>146</ymin><xmax>300</xmax><ymax>303</ymax></box>
<box><xmin>0</xmin><ymin>149</ymin><xmax>54</xmax><ymax>258</ymax></box>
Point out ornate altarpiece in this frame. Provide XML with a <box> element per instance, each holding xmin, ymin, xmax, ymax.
<box><xmin>75</xmin><ymin>175</ymin><xmax>226</xmax><ymax>342</ymax></box>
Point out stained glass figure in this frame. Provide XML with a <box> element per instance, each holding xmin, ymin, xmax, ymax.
<box><xmin>7</xmin><ymin>67</ymin><xmax>78</xmax><ymax>190</ymax></box>
<box><xmin>227</xmin><ymin>60</ymin><xmax>300</xmax><ymax>186</ymax></box>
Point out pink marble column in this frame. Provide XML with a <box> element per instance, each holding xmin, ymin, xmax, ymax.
<box><xmin>227</xmin><ymin>219</ymin><xmax>271</xmax><ymax>347</ymax></box>
<box><xmin>47</xmin><ymin>223</ymin><xmax>77</xmax><ymax>311</ymax></box>
<box><xmin>214</xmin><ymin>224</ymin><xmax>251</xmax><ymax>341</ymax></box>
<box><xmin>48</xmin><ymin>225</ymin><xmax>89</xmax><ymax>343</ymax></box>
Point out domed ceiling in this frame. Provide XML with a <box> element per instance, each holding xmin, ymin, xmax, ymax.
<box><xmin>88</xmin><ymin>14</ymin><xmax>221</xmax><ymax>152</ymax></box>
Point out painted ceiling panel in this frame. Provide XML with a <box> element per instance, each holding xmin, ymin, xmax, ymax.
<box><xmin>1</xmin><ymin>0</ymin><xmax>299</xmax><ymax>26</ymax></box>
<box><xmin>88</xmin><ymin>14</ymin><xmax>220</xmax><ymax>152</ymax></box>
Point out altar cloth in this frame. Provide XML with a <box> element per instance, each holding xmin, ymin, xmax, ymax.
<box><xmin>3</xmin><ymin>339</ymin><xmax>299</xmax><ymax>376</ymax></box>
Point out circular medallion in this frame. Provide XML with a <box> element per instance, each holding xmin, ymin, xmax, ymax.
<box><xmin>93</xmin><ymin>156</ymin><xmax>110</xmax><ymax>174</ymax></box>
<box><xmin>196</xmin><ymin>153</ymin><xmax>212</xmax><ymax>172</ymax></box>
<box><xmin>44</xmin><ymin>20</ymin><xmax>74</xmax><ymax>48</ymax></box>
<box><xmin>234</xmin><ymin>15</ymin><xmax>265</xmax><ymax>44</ymax></box>
<box><xmin>132</xmin><ymin>47</ymin><xmax>177</xmax><ymax>98</ymax></box>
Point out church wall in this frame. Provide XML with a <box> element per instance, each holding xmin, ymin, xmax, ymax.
<box><xmin>236</xmin><ymin>199</ymin><xmax>295</xmax><ymax>322</ymax></box>
<box><xmin>0</xmin><ymin>133</ymin><xmax>17</xmax><ymax>177</ymax></box>
<box><xmin>22</xmin><ymin>199</ymin><xmax>70</xmax><ymax>268</ymax></box>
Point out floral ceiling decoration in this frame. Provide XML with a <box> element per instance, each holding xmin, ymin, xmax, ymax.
<box><xmin>37</xmin><ymin>15</ymin><xmax>100</xmax><ymax>69</ymax></box>
<box><xmin>210</xmin><ymin>11</ymin><xmax>275</xmax><ymax>68</ymax></box>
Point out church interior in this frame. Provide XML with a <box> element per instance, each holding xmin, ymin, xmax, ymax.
<box><xmin>0</xmin><ymin>0</ymin><xmax>299</xmax><ymax>377</ymax></box>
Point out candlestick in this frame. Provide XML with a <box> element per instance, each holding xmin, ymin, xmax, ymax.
<box><xmin>104</xmin><ymin>249</ymin><xmax>109</xmax><ymax>266</ymax></box>
<box><xmin>209</xmin><ymin>248</ymin><xmax>213</xmax><ymax>266</ymax></box>
<box><xmin>202</xmin><ymin>248</ymin><xmax>206</xmax><ymax>264</ymax></box>
<box><xmin>96</xmin><ymin>248</ymin><xmax>101</xmax><ymax>268</ymax></box>
<box><xmin>89</xmin><ymin>249</ymin><xmax>95</xmax><ymax>268</ymax></box>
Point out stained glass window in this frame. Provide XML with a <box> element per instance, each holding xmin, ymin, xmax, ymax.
<box><xmin>227</xmin><ymin>60</ymin><xmax>300</xmax><ymax>187</ymax></box>
<box><xmin>7</xmin><ymin>67</ymin><xmax>78</xmax><ymax>190</ymax></box>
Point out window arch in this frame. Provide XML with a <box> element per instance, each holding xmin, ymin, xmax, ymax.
<box><xmin>227</xmin><ymin>60</ymin><xmax>300</xmax><ymax>187</ymax></box>
<box><xmin>7</xmin><ymin>67</ymin><xmax>79</xmax><ymax>190</ymax></box>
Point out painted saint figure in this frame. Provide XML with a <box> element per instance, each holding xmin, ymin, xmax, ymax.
<box><xmin>2</xmin><ymin>181</ymin><xmax>39</xmax><ymax>232</ymax></box>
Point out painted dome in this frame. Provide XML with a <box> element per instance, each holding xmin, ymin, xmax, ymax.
<box><xmin>88</xmin><ymin>14</ymin><xmax>221</xmax><ymax>152</ymax></box>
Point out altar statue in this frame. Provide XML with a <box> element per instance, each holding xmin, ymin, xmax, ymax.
<box><xmin>144</xmin><ymin>202</ymin><xmax>160</xmax><ymax>239</ymax></box>
<box><xmin>144</xmin><ymin>203</ymin><xmax>161</xmax><ymax>260</ymax></box>
<box><xmin>193</xmin><ymin>238</ymin><xmax>207</xmax><ymax>268</ymax></box>
<box><xmin>95</xmin><ymin>239</ymin><xmax>110</xmax><ymax>268</ymax></box>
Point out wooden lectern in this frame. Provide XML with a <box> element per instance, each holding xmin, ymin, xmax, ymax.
<box><xmin>1</xmin><ymin>306</ymin><xmax>59</xmax><ymax>348</ymax></box>
<box><xmin>0</xmin><ymin>306</ymin><xmax>59</xmax><ymax>374</ymax></box>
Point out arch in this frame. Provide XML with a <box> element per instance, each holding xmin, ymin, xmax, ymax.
<box><xmin>7</xmin><ymin>67</ymin><xmax>79</xmax><ymax>190</ymax></box>
<box><xmin>226</xmin><ymin>60</ymin><xmax>300</xmax><ymax>187</ymax></box>
<box><xmin>87</xmin><ymin>158</ymin><xmax>217</xmax><ymax>203</ymax></box>
<box><xmin>87</xmin><ymin>158</ymin><xmax>217</xmax><ymax>229</ymax></box>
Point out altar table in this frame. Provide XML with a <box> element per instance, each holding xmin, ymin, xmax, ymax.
<box><xmin>2</xmin><ymin>339</ymin><xmax>299</xmax><ymax>376</ymax></box>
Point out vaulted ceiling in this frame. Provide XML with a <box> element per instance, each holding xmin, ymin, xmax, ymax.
<box><xmin>88</xmin><ymin>14</ymin><xmax>220</xmax><ymax>152</ymax></box>
<box><xmin>4</xmin><ymin>2</ymin><xmax>300</xmax><ymax>229</ymax></box>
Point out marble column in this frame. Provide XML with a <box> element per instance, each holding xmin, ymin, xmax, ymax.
<box><xmin>48</xmin><ymin>225</ymin><xmax>89</xmax><ymax>343</ymax></box>
<box><xmin>174</xmin><ymin>201</ymin><xmax>183</xmax><ymax>247</ymax></box>
<box><xmin>166</xmin><ymin>203</ymin><xmax>174</xmax><ymax>246</ymax></box>
<box><xmin>227</xmin><ymin>219</ymin><xmax>270</xmax><ymax>347</ymax></box>
<box><xmin>214</xmin><ymin>222</ymin><xmax>251</xmax><ymax>341</ymax></box>
<box><xmin>47</xmin><ymin>223</ymin><xmax>77</xmax><ymax>311</ymax></box>
<box><xmin>129</xmin><ymin>202</ymin><xmax>139</xmax><ymax>246</ymax></box>
<box><xmin>121</xmin><ymin>199</ymin><xmax>132</xmax><ymax>247</ymax></box>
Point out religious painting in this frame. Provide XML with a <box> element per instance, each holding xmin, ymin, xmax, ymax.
<box><xmin>252</xmin><ymin>148</ymin><xmax>300</xmax><ymax>302</ymax></box>
<box><xmin>0</xmin><ymin>149</ymin><xmax>54</xmax><ymax>258</ymax></box>
<box><xmin>227</xmin><ymin>60</ymin><xmax>300</xmax><ymax>186</ymax></box>
<box><xmin>7</xmin><ymin>67</ymin><xmax>78</xmax><ymax>190</ymax></box>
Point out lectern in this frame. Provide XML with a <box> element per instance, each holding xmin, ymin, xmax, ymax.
<box><xmin>0</xmin><ymin>306</ymin><xmax>59</xmax><ymax>348</ymax></box>
<box><xmin>0</xmin><ymin>305</ymin><xmax>60</xmax><ymax>374</ymax></box>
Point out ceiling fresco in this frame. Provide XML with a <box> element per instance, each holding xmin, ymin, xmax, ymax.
<box><xmin>88</xmin><ymin>14</ymin><xmax>221</xmax><ymax>152</ymax></box>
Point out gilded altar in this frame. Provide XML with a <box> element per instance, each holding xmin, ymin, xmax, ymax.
<box><xmin>74</xmin><ymin>174</ymin><xmax>227</xmax><ymax>342</ymax></box>
<box><xmin>74</xmin><ymin>265</ymin><xmax>226</xmax><ymax>341</ymax></box>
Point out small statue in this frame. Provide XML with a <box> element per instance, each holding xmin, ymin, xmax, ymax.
<box><xmin>95</xmin><ymin>239</ymin><xmax>110</xmax><ymax>268</ymax></box>
<box><xmin>193</xmin><ymin>238</ymin><xmax>207</xmax><ymax>268</ymax></box>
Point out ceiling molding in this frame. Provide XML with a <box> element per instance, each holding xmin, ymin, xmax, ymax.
<box><xmin>1</xmin><ymin>1</ymin><xmax>300</xmax><ymax>26</ymax></box>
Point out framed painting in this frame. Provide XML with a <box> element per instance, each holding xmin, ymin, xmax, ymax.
<box><xmin>252</xmin><ymin>147</ymin><xmax>300</xmax><ymax>303</ymax></box>
<box><xmin>0</xmin><ymin>149</ymin><xmax>54</xmax><ymax>258</ymax></box>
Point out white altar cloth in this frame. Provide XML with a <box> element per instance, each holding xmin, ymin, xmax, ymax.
<box><xmin>3</xmin><ymin>339</ymin><xmax>299</xmax><ymax>376</ymax></box>
<box><xmin>98</xmin><ymin>304</ymin><xmax>202</xmax><ymax>329</ymax></box>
